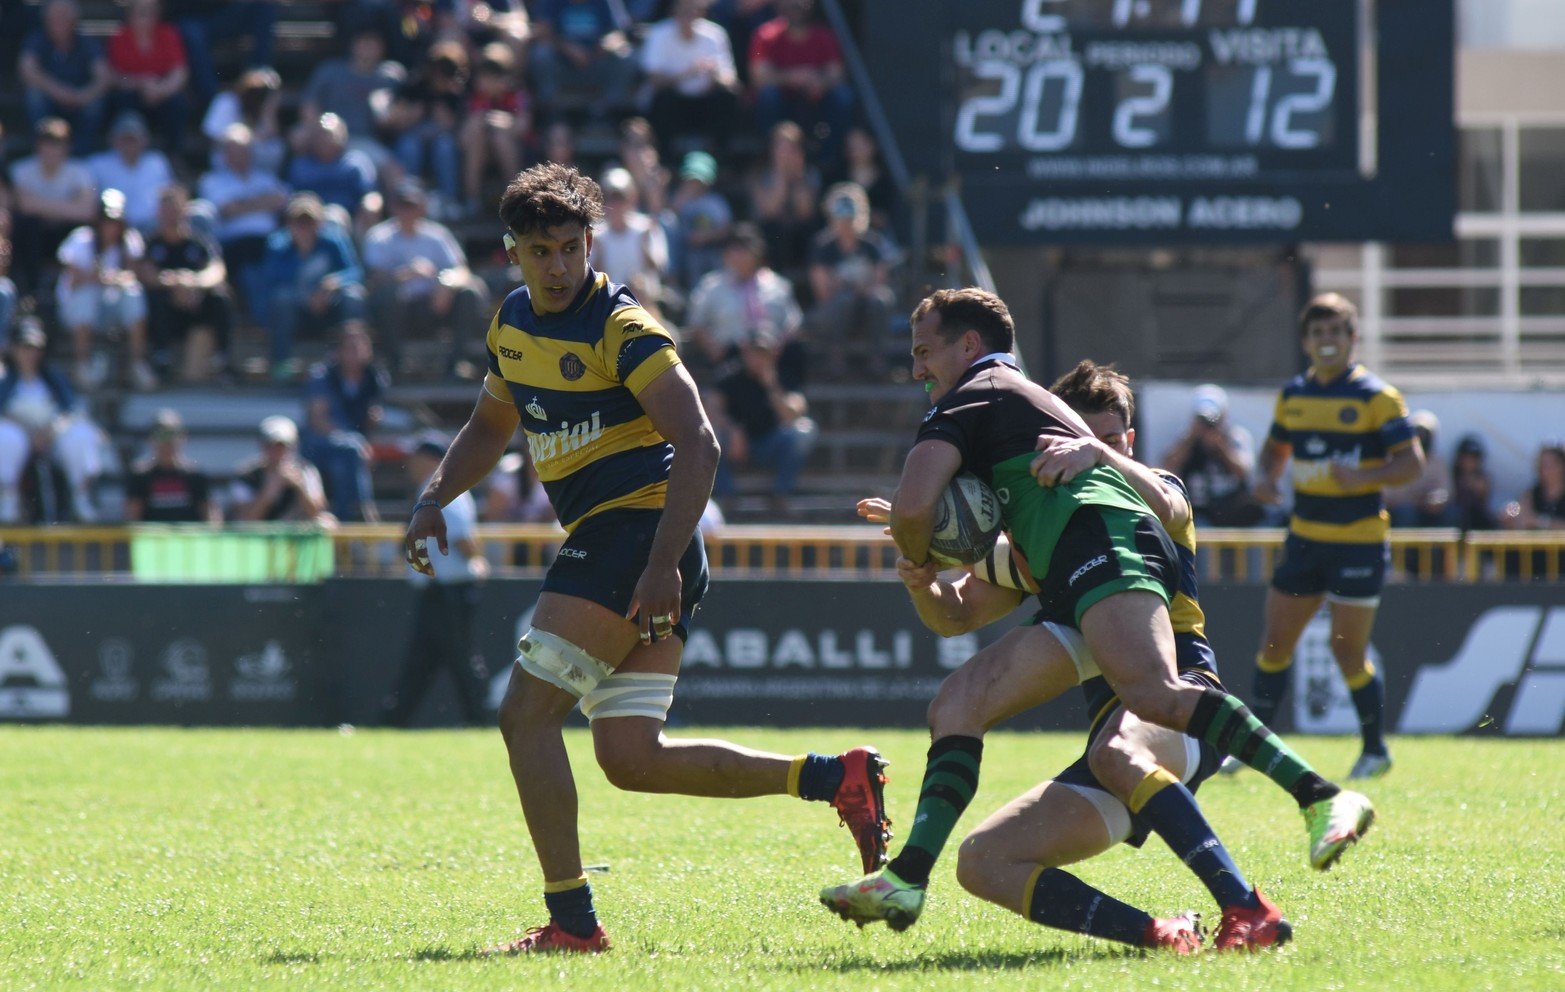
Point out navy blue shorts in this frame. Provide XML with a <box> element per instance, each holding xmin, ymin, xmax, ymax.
<box><xmin>1053</xmin><ymin>669</ymin><xmax>1224</xmax><ymax>849</ymax></box>
<box><xmin>541</xmin><ymin>508</ymin><xmax>709</xmax><ymax>640</ymax></box>
<box><xmin>1270</xmin><ymin>533</ymin><xmax>1388</xmax><ymax>602</ymax></box>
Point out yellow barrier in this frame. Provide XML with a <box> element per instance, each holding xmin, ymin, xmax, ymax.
<box><xmin>0</xmin><ymin>524</ymin><xmax>1559</xmax><ymax>583</ymax></box>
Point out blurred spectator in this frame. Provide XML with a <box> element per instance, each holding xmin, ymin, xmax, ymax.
<box><xmin>201</xmin><ymin>68</ymin><xmax>285</xmax><ymax>176</ymax></box>
<box><xmin>449</xmin><ymin>0</ymin><xmax>532</xmax><ymax>56</ymax></box>
<box><xmin>747</xmin><ymin>0</ymin><xmax>853</xmax><ymax>166</ymax></box>
<box><xmin>686</xmin><ymin>222</ymin><xmax>802</xmax><ymax>381</ymax></box>
<box><xmin>294</xmin><ymin>21</ymin><xmax>403</xmax><ymax>169</ymax></box>
<box><xmin>56</xmin><ymin>189</ymin><xmax>155</xmax><ymax>391</ymax></box>
<box><xmin>669</xmin><ymin>150</ymin><xmax>732</xmax><ymax>292</ymax></box>
<box><xmin>361</xmin><ymin>181</ymin><xmax>489</xmax><ymax>373</ymax></box>
<box><xmin>348</xmin><ymin>0</ymin><xmax>441</xmax><ymax>68</ymax></box>
<box><xmin>461</xmin><ymin>42</ymin><xmax>534</xmax><ymax>215</ymax></box>
<box><xmin>8</xmin><ymin>117</ymin><xmax>96</xmax><ymax>296</ymax></box>
<box><xmin>18</xmin><ymin>0</ymin><xmax>111</xmax><ymax>156</ymax></box>
<box><xmin>165</xmin><ymin>0</ymin><xmax>278</xmax><ymax>108</ymax></box>
<box><xmin>707</xmin><ymin>329</ymin><xmax>817</xmax><ymax>516</ymax></box>
<box><xmin>198</xmin><ymin>123</ymin><xmax>289</xmax><ymax>323</ymax></box>
<box><xmin>708</xmin><ymin>0</ymin><xmax>776</xmax><ymax>85</ymax></box>
<box><xmin>807</xmin><ymin>181</ymin><xmax>894</xmax><ymax>378</ymax></box>
<box><xmin>386</xmin><ymin>39</ymin><xmax>470</xmax><ymax>212</ymax></box>
<box><xmin>0</xmin><ymin>317</ymin><xmax>107</xmax><ymax>522</ymax></box>
<box><xmin>537</xmin><ymin>120</ymin><xmax>579</xmax><ymax>169</ymax></box>
<box><xmin>1503</xmin><ymin>441</ymin><xmax>1565</xmax><ymax>530</ymax></box>
<box><xmin>287</xmin><ymin>114</ymin><xmax>378</xmax><ymax>221</ymax></box>
<box><xmin>639</xmin><ymin>0</ymin><xmax>741</xmax><ymax>158</ymax></box>
<box><xmin>106</xmin><ymin>0</ymin><xmax>190</xmax><ymax>152</ymax></box>
<box><xmin>88</xmin><ymin>112</ymin><xmax>173</xmax><ymax>232</ymax></box>
<box><xmin>828</xmin><ymin>125</ymin><xmax>897</xmax><ymax>244</ymax></box>
<box><xmin>138</xmin><ymin>184</ymin><xmax>233</xmax><ymax>383</ymax></box>
<box><xmin>590</xmin><ymin>168</ymin><xmax>669</xmax><ymax>314</ymax></box>
<box><xmin>529</xmin><ymin>0</ymin><xmax>638</xmax><ymax>120</ymax></box>
<box><xmin>301</xmin><ymin>325</ymin><xmax>386</xmax><ymax>522</ymax></box>
<box><xmin>1451</xmin><ymin>433</ymin><xmax>1499</xmax><ymax>532</ymax></box>
<box><xmin>614</xmin><ymin>118</ymin><xmax>672</xmax><ymax>219</ymax></box>
<box><xmin>1385</xmin><ymin>410</ymin><xmax>1452</xmax><ymax>527</ymax></box>
<box><xmin>0</xmin><ymin>238</ymin><xmax>14</xmax><ymax>351</ymax></box>
<box><xmin>229</xmin><ymin>415</ymin><xmax>331</xmax><ymax>523</ymax></box>
<box><xmin>380</xmin><ymin>433</ymin><xmax>490</xmax><ymax>727</ymax></box>
<box><xmin>747</xmin><ymin>120</ymin><xmax>819</xmax><ymax>273</ymax></box>
<box><xmin>1159</xmin><ymin>384</ymin><xmax>1262</xmax><ymax>527</ymax></box>
<box><xmin>124</xmin><ymin>407</ymin><xmax>219</xmax><ymax>523</ymax></box>
<box><xmin>482</xmin><ymin>450</ymin><xmax>556</xmax><ymax>524</ymax></box>
<box><xmin>259</xmin><ymin>193</ymin><xmax>366</xmax><ymax>379</ymax></box>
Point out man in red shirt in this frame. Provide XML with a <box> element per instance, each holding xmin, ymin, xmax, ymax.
<box><xmin>106</xmin><ymin>0</ymin><xmax>190</xmax><ymax>151</ymax></box>
<box><xmin>748</xmin><ymin>0</ymin><xmax>854</xmax><ymax>167</ymax></box>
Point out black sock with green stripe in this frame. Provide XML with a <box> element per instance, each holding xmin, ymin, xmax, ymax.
<box><xmin>1187</xmin><ymin>688</ymin><xmax>1339</xmax><ymax>808</ymax></box>
<box><xmin>885</xmin><ymin>735</ymin><xmax>983</xmax><ymax>888</ymax></box>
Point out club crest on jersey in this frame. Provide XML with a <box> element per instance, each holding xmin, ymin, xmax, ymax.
<box><xmin>559</xmin><ymin>352</ymin><xmax>586</xmax><ymax>381</ymax></box>
<box><xmin>525</xmin><ymin>397</ymin><xmax>547</xmax><ymax>420</ymax></box>
<box><xmin>1338</xmin><ymin>406</ymin><xmax>1360</xmax><ymax>424</ymax></box>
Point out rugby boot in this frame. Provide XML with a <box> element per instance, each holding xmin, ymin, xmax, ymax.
<box><xmin>1143</xmin><ymin>911</ymin><xmax>1204</xmax><ymax>954</ymax></box>
<box><xmin>1304</xmin><ymin>788</ymin><xmax>1376</xmax><ymax>870</ymax></box>
<box><xmin>819</xmin><ymin>868</ymin><xmax>925</xmax><ymax>932</ymax></box>
<box><xmin>1347</xmin><ymin>751</ymin><xmax>1393</xmax><ymax>780</ymax></box>
<box><xmin>484</xmin><ymin>921</ymin><xmax>611</xmax><ymax>955</ymax></box>
<box><xmin>830</xmin><ymin>746</ymin><xmax>892</xmax><ymax>873</ymax></box>
<box><xmin>1213</xmin><ymin>889</ymin><xmax>1292</xmax><ymax>951</ymax></box>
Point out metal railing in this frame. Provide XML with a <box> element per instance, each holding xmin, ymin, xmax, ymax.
<box><xmin>3</xmin><ymin>524</ymin><xmax>1563</xmax><ymax>584</ymax></box>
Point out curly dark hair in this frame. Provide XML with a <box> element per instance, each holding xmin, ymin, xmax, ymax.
<box><xmin>498</xmin><ymin>163</ymin><xmax>604</xmax><ymax>237</ymax></box>
<box><xmin>1050</xmin><ymin>359</ymin><xmax>1134</xmax><ymax>426</ymax></box>
<box><xmin>909</xmin><ymin>287</ymin><xmax>1015</xmax><ymax>355</ymax></box>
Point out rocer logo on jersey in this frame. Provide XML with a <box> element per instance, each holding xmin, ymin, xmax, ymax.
<box><xmin>498</xmin><ymin>344</ymin><xmax>524</xmax><ymax>362</ymax></box>
<box><xmin>559</xmin><ymin>353</ymin><xmax>586</xmax><ymax>381</ymax></box>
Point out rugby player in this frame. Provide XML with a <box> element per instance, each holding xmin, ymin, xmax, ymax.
<box><xmin>403</xmin><ymin>164</ymin><xmax>890</xmax><ymax>954</ymax></box>
<box><xmin>819</xmin><ymin>290</ymin><xmax>1372</xmax><ymax>940</ymax></box>
<box><xmin>1235</xmin><ymin>293</ymin><xmax>1421</xmax><ymax>779</ymax></box>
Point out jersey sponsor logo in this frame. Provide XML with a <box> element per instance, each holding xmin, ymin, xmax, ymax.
<box><xmin>525</xmin><ymin>397</ymin><xmax>547</xmax><ymax>420</ymax></box>
<box><xmin>620</xmin><ymin>320</ymin><xmax>651</xmax><ymax>339</ymax></box>
<box><xmin>526</xmin><ymin>411</ymin><xmax>604</xmax><ymax>466</ymax></box>
<box><xmin>1400</xmin><ymin>606</ymin><xmax>1565</xmax><ymax>734</ymax></box>
<box><xmin>498</xmin><ymin>344</ymin><xmax>524</xmax><ymax>362</ymax></box>
<box><xmin>559</xmin><ymin>353</ymin><xmax>586</xmax><ymax>381</ymax></box>
<box><xmin>922</xmin><ymin>406</ymin><xmax>939</xmax><ymax>422</ymax></box>
<box><xmin>0</xmin><ymin>625</ymin><xmax>70</xmax><ymax>718</ymax></box>
<box><xmin>558</xmin><ymin>547</ymin><xmax>588</xmax><ymax>559</ymax></box>
<box><xmin>1069</xmin><ymin>554</ymin><xmax>1109</xmax><ymax>586</ymax></box>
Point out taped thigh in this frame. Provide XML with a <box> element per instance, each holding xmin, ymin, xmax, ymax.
<box><xmin>1056</xmin><ymin>782</ymin><xmax>1133</xmax><ymax>846</ymax></box>
<box><xmin>580</xmin><ymin>672</ymin><xmax>678</xmax><ymax>722</ymax></box>
<box><xmin>514</xmin><ymin>627</ymin><xmax>613</xmax><ymax>699</ymax></box>
<box><xmin>1039</xmin><ymin>621</ymin><xmax>1101</xmax><ymax>683</ymax></box>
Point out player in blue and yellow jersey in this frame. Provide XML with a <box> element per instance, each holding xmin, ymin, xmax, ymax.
<box><xmin>1242</xmin><ymin>293</ymin><xmax>1423</xmax><ymax>780</ymax></box>
<box><xmin>820</xmin><ymin>292</ymin><xmax>1374</xmax><ymax>949</ymax></box>
<box><xmin>825</xmin><ymin>361</ymin><xmax>1294</xmax><ymax>951</ymax></box>
<box><xmin>402</xmin><ymin>164</ymin><xmax>890</xmax><ymax>955</ymax></box>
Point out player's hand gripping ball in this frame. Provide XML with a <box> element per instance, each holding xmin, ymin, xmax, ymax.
<box><xmin>928</xmin><ymin>473</ymin><xmax>1003</xmax><ymax>566</ymax></box>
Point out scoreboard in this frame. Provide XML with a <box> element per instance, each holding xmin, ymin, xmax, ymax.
<box><xmin>865</xmin><ymin>0</ymin><xmax>1454</xmax><ymax>243</ymax></box>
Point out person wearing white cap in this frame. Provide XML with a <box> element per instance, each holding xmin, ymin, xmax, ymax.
<box><xmin>0</xmin><ymin>317</ymin><xmax>110</xmax><ymax>522</ymax></box>
<box><xmin>1158</xmin><ymin>383</ymin><xmax>1260</xmax><ymax>527</ymax></box>
<box><xmin>228</xmin><ymin>415</ymin><xmax>330</xmax><ymax>522</ymax></box>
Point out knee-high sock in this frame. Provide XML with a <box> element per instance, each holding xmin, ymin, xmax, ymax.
<box><xmin>1130</xmin><ymin>768</ymin><xmax>1256</xmax><ymax>910</ymax></box>
<box><xmin>885</xmin><ymin>735</ymin><xmax>983</xmax><ymax>887</ymax></box>
<box><xmin>543</xmin><ymin>875</ymin><xmax>598</xmax><ymax>938</ymax></box>
<box><xmin>1186</xmin><ymin>688</ymin><xmax>1338</xmax><ymax>808</ymax></box>
<box><xmin>1024</xmin><ymin>866</ymin><xmax>1152</xmax><ymax>947</ymax></box>
<box><xmin>1346</xmin><ymin>661</ymin><xmax>1387</xmax><ymax>756</ymax></box>
<box><xmin>1249</xmin><ymin>652</ymin><xmax>1293</xmax><ymax>727</ymax></box>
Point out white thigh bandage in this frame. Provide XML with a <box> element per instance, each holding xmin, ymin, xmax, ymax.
<box><xmin>580</xmin><ymin>672</ymin><xmax>678</xmax><ymax>722</ymax></box>
<box><xmin>1040</xmin><ymin>621</ymin><xmax>1102</xmax><ymax>683</ymax></box>
<box><xmin>514</xmin><ymin>628</ymin><xmax>613</xmax><ymax>699</ymax></box>
<box><xmin>1326</xmin><ymin>592</ymin><xmax>1381</xmax><ymax>608</ymax></box>
<box><xmin>1058</xmin><ymin>782</ymin><xmax>1134</xmax><ymax>845</ymax></box>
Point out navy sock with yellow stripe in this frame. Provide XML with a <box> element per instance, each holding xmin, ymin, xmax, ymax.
<box><xmin>1130</xmin><ymin>768</ymin><xmax>1257</xmax><ymax>911</ymax></box>
<box><xmin>543</xmin><ymin>875</ymin><xmax>598</xmax><ymax>938</ymax></box>
<box><xmin>885</xmin><ymin>735</ymin><xmax>983</xmax><ymax>888</ymax></box>
<box><xmin>1024</xmin><ymin>866</ymin><xmax>1152</xmax><ymax>947</ymax></box>
<box><xmin>1250</xmin><ymin>652</ymin><xmax>1292</xmax><ymax>727</ymax></box>
<box><xmin>1346</xmin><ymin>661</ymin><xmax>1387</xmax><ymax>755</ymax></box>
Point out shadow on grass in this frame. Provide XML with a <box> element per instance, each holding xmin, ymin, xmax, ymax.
<box><xmin>410</xmin><ymin>946</ymin><xmax>492</xmax><ymax>962</ymax></box>
<box><xmin>259</xmin><ymin>951</ymin><xmax>324</xmax><ymax>965</ymax></box>
<box><xmin>795</xmin><ymin>945</ymin><xmax>1139</xmax><ymax>972</ymax></box>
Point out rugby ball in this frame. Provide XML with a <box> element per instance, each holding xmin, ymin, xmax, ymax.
<box><xmin>929</xmin><ymin>473</ymin><xmax>1004</xmax><ymax>566</ymax></box>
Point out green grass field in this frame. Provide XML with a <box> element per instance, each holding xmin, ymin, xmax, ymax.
<box><xmin>2</xmin><ymin>728</ymin><xmax>1561</xmax><ymax>991</ymax></box>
